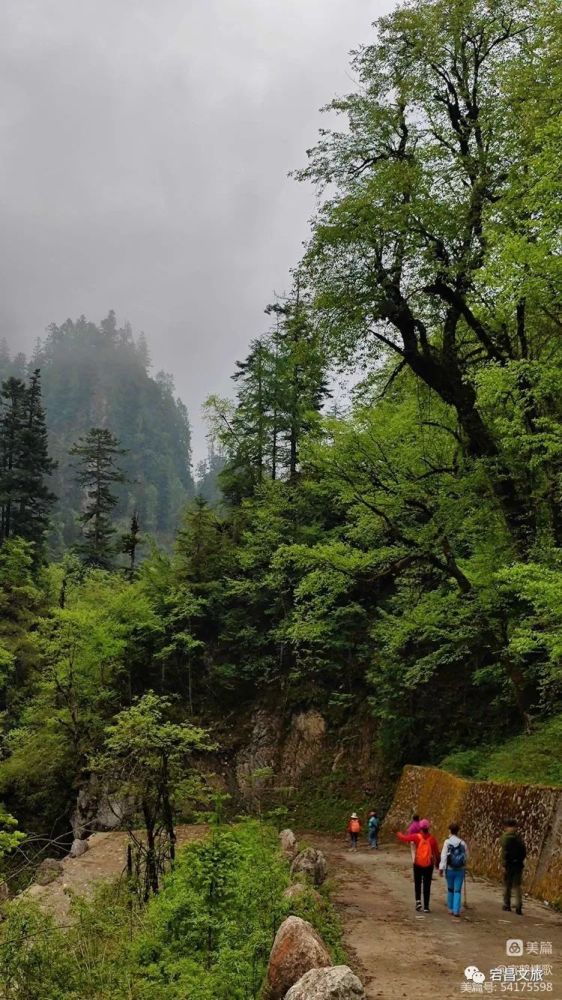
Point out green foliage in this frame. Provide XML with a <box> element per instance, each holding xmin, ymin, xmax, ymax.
<box><xmin>0</xmin><ymin>821</ymin><xmax>342</xmax><ymax>1000</ymax></box>
<box><xmin>288</xmin><ymin>773</ymin><xmax>374</xmax><ymax>836</ymax></box>
<box><xmin>70</xmin><ymin>427</ymin><xmax>127</xmax><ymax>568</ymax></box>
<box><xmin>0</xmin><ymin>370</ymin><xmax>55</xmax><ymax>556</ymax></box>
<box><xmin>0</xmin><ymin>569</ymin><xmax>161</xmax><ymax>827</ymax></box>
<box><xmin>442</xmin><ymin>715</ymin><xmax>562</xmax><ymax>786</ymax></box>
<box><xmin>205</xmin><ymin>288</ymin><xmax>329</xmax><ymax>503</ymax></box>
<box><xmin>91</xmin><ymin>693</ymin><xmax>213</xmax><ymax>896</ymax></box>
<box><xmin>0</xmin><ymin>885</ymin><xmax>135</xmax><ymax>999</ymax></box>
<box><xmin>0</xmin><ymin>0</ymin><xmax>561</xmax><ymax>900</ymax></box>
<box><xmin>0</xmin><ymin>805</ymin><xmax>24</xmax><ymax>859</ymax></box>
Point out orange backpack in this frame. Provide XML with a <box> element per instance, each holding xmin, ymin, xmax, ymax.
<box><xmin>415</xmin><ymin>834</ymin><xmax>433</xmax><ymax>866</ymax></box>
<box><xmin>350</xmin><ymin>819</ymin><xmax>360</xmax><ymax>834</ymax></box>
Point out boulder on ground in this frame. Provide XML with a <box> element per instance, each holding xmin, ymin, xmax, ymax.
<box><xmin>266</xmin><ymin>915</ymin><xmax>332</xmax><ymax>1000</ymax></box>
<box><xmin>283</xmin><ymin>882</ymin><xmax>322</xmax><ymax>905</ymax></box>
<box><xmin>72</xmin><ymin>775</ymin><xmax>135</xmax><ymax>839</ymax></box>
<box><xmin>69</xmin><ymin>838</ymin><xmax>89</xmax><ymax>859</ymax></box>
<box><xmin>279</xmin><ymin>829</ymin><xmax>298</xmax><ymax>858</ymax></box>
<box><xmin>290</xmin><ymin>848</ymin><xmax>328</xmax><ymax>886</ymax></box>
<box><xmin>35</xmin><ymin>858</ymin><xmax>64</xmax><ymax>885</ymax></box>
<box><xmin>285</xmin><ymin>966</ymin><xmax>366</xmax><ymax>999</ymax></box>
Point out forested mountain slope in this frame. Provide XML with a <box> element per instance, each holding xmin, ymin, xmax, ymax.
<box><xmin>0</xmin><ymin>313</ymin><xmax>194</xmax><ymax>550</ymax></box>
<box><xmin>0</xmin><ymin>0</ymin><xmax>560</xmax><ymax>890</ymax></box>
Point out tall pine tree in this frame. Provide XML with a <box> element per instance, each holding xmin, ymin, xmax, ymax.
<box><xmin>70</xmin><ymin>428</ymin><xmax>126</xmax><ymax>568</ymax></box>
<box><xmin>207</xmin><ymin>288</ymin><xmax>329</xmax><ymax>502</ymax></box>
<box><xmin>0</xmin><ymin>371</ymin><xmax>55</xmax><ymax>556</ymax></box>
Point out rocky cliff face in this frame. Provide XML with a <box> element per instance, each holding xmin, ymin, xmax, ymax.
<box><xmin>383</xmin><ymin>765</ymin><xmax>562</xmax><ymax>903</ymax></box>
<box><xmin>232</xmin><ymin>705</ymin><xmax>385</xmax><ymax>811</ymax></box>
<box><xmin>234</xmin><ymin>709</ymin><xmax>327</xmax><ymax>799</ymax></box>
<box><xmin>72</xmin><ymin>704</ymin><xmax>387</xmax><ymax>837</ymax></box>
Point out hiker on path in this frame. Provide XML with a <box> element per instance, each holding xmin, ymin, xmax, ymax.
<box><xmin>439</xmin><ymin>822</ymin><xmax>468</xmax><ymax>919</ymax></box>
<box><xmin>397</xmin><ymin>819</ymin><xmax>440</xmax><ymax>912</ymax></box>
<box><xmin>347</xmin><ymin>812</ymin><xmax>361</xmax><ymax>851</ymax></box>
<box><xmin>501</xmin><ymin>819</ymin><xmax>526</xmax><ymax>915</ymax></box>
<box><xmin>407</xmin><ymin>813</ymin><xmax>422</xmax><ymax>863</ymax></box>
<box><xmin>368</xmin><ymin>811</ymin><xmax>380</xmax><ymax>850</ymax></box>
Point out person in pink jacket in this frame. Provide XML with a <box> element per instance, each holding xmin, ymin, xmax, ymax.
<box><xmin>397</xmin><ymin>819</ymin><xmax>440</xmax><ymax>912</ymax></box>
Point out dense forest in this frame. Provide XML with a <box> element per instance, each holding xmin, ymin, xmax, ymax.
<box><xmin>0</xmin><ymin>0</ymin><xmax>560</xmax><ymax>974</ymax></box>
<box><xmin>0</xmin><ymin>313</ymin><xmax>194</xmax><ymax>552</ymax></box>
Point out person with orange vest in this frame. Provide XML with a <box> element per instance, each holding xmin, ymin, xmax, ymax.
<box><xmin>396</xmin><ymin>819</ymin><xmax>440</xmax><ymax>912</ymax></box>
<box><xmin>347</xmin><ymin>812</ymin><xmax>361</xmax><ymax>851</ymax></box>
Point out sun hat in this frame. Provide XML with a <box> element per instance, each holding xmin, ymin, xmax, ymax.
<box><xmin>419</xmin><ymin>819</ymin><xmax>430</xmax><ymax>830</ymax></box>
<box><xmin>351</xmin><ymin>812</ymin><xmax>358</xmax><ymax>819</ymax></box>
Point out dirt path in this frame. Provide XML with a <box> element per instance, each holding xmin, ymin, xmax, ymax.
<box><xmin>23</xmin><ymin>825</ymin><xmax>206</xmax><ymax>922</ymax></box>
<box><xmin>312</xmin><ymin>836</ymin><xmax>562</xmax><ymax>1000</ymax></box>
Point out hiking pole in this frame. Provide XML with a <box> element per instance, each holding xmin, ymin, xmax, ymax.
<box><xmin>463</xmin><ymin>868</ymin><xmax>471</xmax><ymax>910</ymax></box>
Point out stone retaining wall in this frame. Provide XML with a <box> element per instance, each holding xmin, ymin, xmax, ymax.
<box><xmin>382</xmin><ymin>766</ymin><xmax>562</xmax><ymax>903</ymax></box>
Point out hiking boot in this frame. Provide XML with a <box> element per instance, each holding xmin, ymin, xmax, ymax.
<box><xmin>515</xmin><ymin>907</ymin><xmax>523</xmax><ymax>915</ymax></box>
<box><xmin>502</xmin><ymin>905</ymin><xmax>511</xmax><ymax>911</ymax></box>
<box><xmin>423</xmin><ymin>908</ymin><xmax>431</xmax><ymax>913</ymax></box>
<box><xmin>415</xmin><ymin>901</ymin><xmax>422</xmax><ymax>911</ymax></box>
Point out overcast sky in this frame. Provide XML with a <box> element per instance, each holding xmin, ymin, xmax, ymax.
<box><xmin>0</xmin><ymin>0</ymin><xmax>395</xmax><ymax>459</ymax></box>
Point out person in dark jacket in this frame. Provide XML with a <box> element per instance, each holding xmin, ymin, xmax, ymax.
<box><xmin>501</xmin><ymin>819</ymin><xmax>527</xmax><ymax>914</ymax></box>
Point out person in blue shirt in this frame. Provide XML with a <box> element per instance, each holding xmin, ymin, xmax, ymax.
<box><xmin>368</xmin><ymin>811</ymin><xmax>380</xmax><ymax>850</ymax></box>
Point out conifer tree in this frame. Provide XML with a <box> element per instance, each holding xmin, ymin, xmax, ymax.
<box><xmin>0</xmin><ymin>377</ymin><xmax>26</xmax><ymax>544</ymax></box>
<box><xmin>13</xmin><ymin>370</ymin><xmax>56</xmax><ymax>550</ymax></box>
<box><xmin>0</xmin><ymin>371</ymin><xmax>55</xmax><ymax>555</ymax></box>
<box><xmin>70</xmin><ymin>428</ymin><xmax>126</xmax><ymax>568</ymax></box>
<box><xmin>122</xmin><ymin>510</ymin><xmax>142</xmax><ymax>577</ymax></box>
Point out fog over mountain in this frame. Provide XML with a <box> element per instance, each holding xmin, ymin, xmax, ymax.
<box><xmin>0</xmin><ymin>0</ymin><xmax>394</xmax><ymax>457</ymax></box>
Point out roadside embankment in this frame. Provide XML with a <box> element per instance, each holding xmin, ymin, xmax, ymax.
<box><xmin>382</xmin><ymin>765</ymin><xmax>562</xmax><ymax>903</ymax></box>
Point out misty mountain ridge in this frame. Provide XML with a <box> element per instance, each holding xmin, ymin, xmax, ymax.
<box><xmin>0</xmin><ymin>311</ymin><xmax>196</xmax><ymax>551</ymax></box>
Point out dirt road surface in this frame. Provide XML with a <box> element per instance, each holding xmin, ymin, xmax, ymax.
<box><xmin>23</xmin><ymin>825</ymin><xmax>206</xmax><ymax>922</ymax></box>
<box><xmin>312</xmin><ymin>836</ymin><xmax>562</xmax><ymax>1000</ymax></box>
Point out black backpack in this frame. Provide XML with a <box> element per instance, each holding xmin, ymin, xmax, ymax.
<box><xmin>447</xmin><ymin>839</ymin><xmax>466</xmax><ymax>869</ymax></box>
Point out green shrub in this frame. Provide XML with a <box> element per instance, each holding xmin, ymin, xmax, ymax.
<box><xmin>0</xmin><ymin>820</ymin><xmax>346</xmax><ymax>999</ymax></box>
<box><xmin>441</xmin><ymin>716</ymin><xmax>562</xmax><ymax>787</ymax></box>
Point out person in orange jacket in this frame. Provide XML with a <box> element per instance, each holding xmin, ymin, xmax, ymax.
<box><xmin>397</xmin><ymin>818</ymin><xmax>440</xmax><ymax>912</ymax></box>
<box><xmin>347</xmin><ymin>812</ymin><xmax>361</xmax><ymax>851</ymax></box>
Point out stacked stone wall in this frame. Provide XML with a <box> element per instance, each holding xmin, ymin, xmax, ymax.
<box><xmin>382</xmin><ymin>765</ymin><xmax>562</xmax><ymax>903</ymax></box>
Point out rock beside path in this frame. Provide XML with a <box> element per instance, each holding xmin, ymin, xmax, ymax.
<box><xmin>280</xmin><ymin>829</ymin><xmax>298</xmax><ymax>858</ymax></box>
<box><xmin>283</xmin><ymin>882</ymin><xmax>322</xmax><ymax>905</ymax></box>
<box><xmin>266</xmin><ymin>915</ymin><xmax>332</xmax><ymax>1000</ymax></box>
<box><xmin>285</xmin><ymin>965</ymin><xmax>366</xmax><ymax>999</ymax></box>
<box><xmin>291</xmin><ymin>848</ymin><xmax>328</xmax><ymax>886</ymax></box>
<box><xmin>69</xmin><ymin>838</ymin><xmax>89</xmax><ymax>858</ymax></box>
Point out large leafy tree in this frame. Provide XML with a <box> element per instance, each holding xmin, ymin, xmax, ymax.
<box><xmin>298</xmin><ymin>0</ymin><xmax>557</xmax><ymax>548</ymax></box>
<box><xmin>91</xmin><ymin>693</ymin><xmax>211</xmax><ymax>897</ymax></box>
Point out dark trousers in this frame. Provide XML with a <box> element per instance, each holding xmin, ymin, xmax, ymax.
<box><xmin>503</xmin><ymin>866</ymin><xmax>523</xmax><ymax>910</ymax></box>
<box><xmin>350</xmin><ymin>833</ymin><xmax>358</xmax><ymax>849</ymax></box>
<box><xmin>413</xmin><ymin>864</ymin><xmax>434</xmax><ymax>908</ymax></box>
